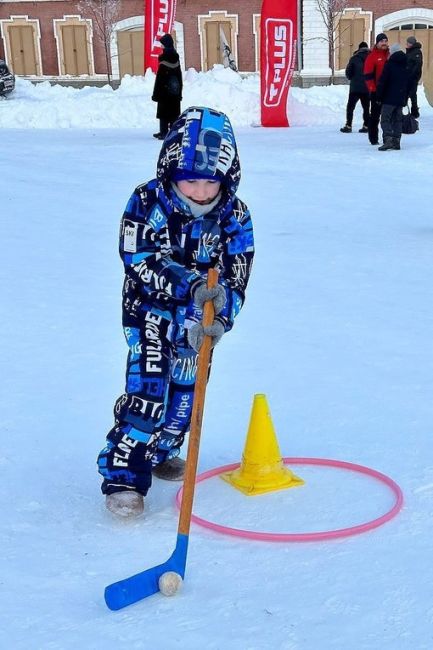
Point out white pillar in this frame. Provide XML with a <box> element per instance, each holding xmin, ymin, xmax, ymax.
<box><xmin>300</xmin><ymin>0</ymin><xmax>332</xmax><ymax>80</ymax></box>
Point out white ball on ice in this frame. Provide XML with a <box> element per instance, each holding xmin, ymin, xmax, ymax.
<box><xmin>158</xmin><ymin>571</ymin><xmax>183</xmax><ymax>596</ymax></box>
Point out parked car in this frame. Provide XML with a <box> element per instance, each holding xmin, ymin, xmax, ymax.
<box><xmin>0</xmin><ymin>59</ymin><xmax>15</xmax><ymax>96</ymax></box>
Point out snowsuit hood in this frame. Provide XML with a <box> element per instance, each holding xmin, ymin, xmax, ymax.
<box><xmin>156</xmin><ymin>106</ymin><xmax>241</xmax><ymax>196</ymax></box>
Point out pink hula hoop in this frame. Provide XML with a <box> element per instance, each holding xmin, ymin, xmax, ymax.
<box><xmin>175</xmin><ymin>457</ymin><xmax>404</xmax><ymax>542</ymax></box>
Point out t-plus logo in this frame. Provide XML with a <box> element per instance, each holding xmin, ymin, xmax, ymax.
<box><xmin>152</xmin><ymin>0</ymin><xmax>173</xmax><ymax>47</ymax></box>
<box><xmin>263</xmin><ymin>19</ymin><xmax>294</xmax><ymax>107</ymax></box>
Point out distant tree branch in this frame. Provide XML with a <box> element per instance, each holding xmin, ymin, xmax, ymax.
<box><xmin>314</xmin><ymin>0</ymin><xmax>355</xmax><ymax>81</ymax></box>
<box><xmin>78</xmin><ymin>0</ymin><xmax>122</xmax><ymax>87</ymax></box>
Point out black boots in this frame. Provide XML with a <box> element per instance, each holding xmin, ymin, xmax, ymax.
<box><xmin>378</xmin><ymin>137</ymin><xmax>401</xmax><ymax>151</ymax></box>
<box><xmin>378</xmin><ymin>137</ymin><xmax>394</xmax><ymax>151</ymax></box>
<box><xmin>340</xmin><ymin>124</ymin><xmax>368</xmax><ymax>133</ymax></box>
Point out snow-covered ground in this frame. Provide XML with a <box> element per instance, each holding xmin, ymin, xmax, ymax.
<box><xmin>1</xmin><ymin>68</ymin><xmax>433</xmax><ymax>649</ymax></box>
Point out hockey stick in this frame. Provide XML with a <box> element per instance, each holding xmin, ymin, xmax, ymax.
<box><xmin>104</xmin><ymin>268</ymin><xmax>219</xmax><ymax>610</ymax></box>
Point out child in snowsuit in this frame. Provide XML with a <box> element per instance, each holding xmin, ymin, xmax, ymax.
<box><xmin>376</xmin><ymin>43</ymin><xmax>411</xmax><ymax>151</ymax></box>
<box><xmin>98</xmin><ymin>106</ymin><xmax>255</xmax><ymax>517</ymax></box>
<box><xmin>151</xmin><ymin>33</ymin><xmax>183</xmax><ymax>140</ymax></box>
<box><xmin>340</xmin><ymin>42</ymin><xmax>370</xmax><ymax>133</ymax></box>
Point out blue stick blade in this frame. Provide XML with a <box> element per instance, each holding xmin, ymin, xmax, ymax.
<box><xmin>105</xmin><ymin>566</ymin><xmax>160</xmax><ymax>610</ymax></box>
<box><xmin>104</xmin><ymin>534</ymin><xmax>189</xmax><ymax>610</ymax></box>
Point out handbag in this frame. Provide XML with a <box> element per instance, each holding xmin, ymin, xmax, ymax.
<box><xmin>402</xmin><ymin>107</ymin><xmax>419</xmax><ymax>135</ymax></box>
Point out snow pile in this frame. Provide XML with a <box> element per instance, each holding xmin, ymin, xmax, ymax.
<box><xmin>2</xmin><ymin>64</ymin><xmax>431</xmax><ymax>129</ymax></box>
<box><xmin>0</xmin><ymin>66</ymin><xmax>260</xmax><ymax>128</ymax></box>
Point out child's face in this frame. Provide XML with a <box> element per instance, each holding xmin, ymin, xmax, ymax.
<box><xmin>176</xmin><ymin>179</ymin><xmax>221</xmax><ymax>205</ymax></box>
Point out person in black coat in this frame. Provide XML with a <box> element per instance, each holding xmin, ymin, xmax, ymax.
<box><xmin>406</xmin><ymin>36</ymin><xmax>423</xmax><ymax>118</ymax></box>
<box><xmin>376</xmin><ymin>43</ymin><xmax>411</xmax><ymax>151</ymax></box>
<box><xmin>151</xmin><ymin>34</ymin><xmax>183</xmax><ymax>140</ymax></box>
<box><xmin>340</xmin><ymin>42</ymin><xmax>370</xmax><ymax>133</ymax></box>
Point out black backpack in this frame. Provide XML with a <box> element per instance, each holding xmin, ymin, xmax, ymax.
<box><xmin>166</xmin><ymin>75</ymin><xmax>180</xmax><ymax>96</ymax></box>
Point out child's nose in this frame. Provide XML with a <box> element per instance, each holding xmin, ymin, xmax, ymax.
<box><xmin>194</xmin><ymin>186</ymin><xmax>208</xmax><ymax>199</ymax></box>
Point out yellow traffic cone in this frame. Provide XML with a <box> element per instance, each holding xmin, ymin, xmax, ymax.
<box><xmin>221</xmin><ymin>394</ymin><xmax>304</xmax><ymax>495</ymax></box>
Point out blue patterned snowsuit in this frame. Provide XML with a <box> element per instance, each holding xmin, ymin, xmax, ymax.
<box><xmin>98</xmin><ymin>107</ymin><xmax>255</xmax><ymax>496</ymax></box>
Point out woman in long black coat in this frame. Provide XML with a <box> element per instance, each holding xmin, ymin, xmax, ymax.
<box><xmin>151</xmin><ymin>34</ymin><xmax>183</xmax><ymax>139</ymax></box>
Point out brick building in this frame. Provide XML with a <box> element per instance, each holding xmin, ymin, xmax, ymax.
<box><xmin>302</xmin><ymin>0</ymin><xmax>433</xmax><ymax>89</ymax></box>
<box><xmin>0</xmin><ymin>0</ymin><xmax>432</xmax><ymax>88</ymax></box>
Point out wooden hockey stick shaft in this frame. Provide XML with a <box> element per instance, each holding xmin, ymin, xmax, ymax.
<box><xmin>178</xmin><ymin>267</ymin><xmax>218</xmax><ymax>535</ymax></box>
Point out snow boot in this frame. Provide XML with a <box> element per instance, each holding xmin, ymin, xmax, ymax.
<box><xmin>106</xmin><ymin>491</ymin><xmax>144</xmax><ymax>518</ymax></box>
<box><xmin>152</xmin><ymin>457</ymin><xmax>186</xmax><ymax>481</ymax></box>
<box><xmin>358</xmin><ymin>125</ymin><xmax>368</xmax><ymax>133</ymax></box>
<box><xmin>392</xmin><ymin>137</ymin><xmax>401</xmax><ymax>150</ymax></box>
<box><xmin>340</xmin><ymin>125</ymin><xmax>352</xmax><ymax>133</ymax></box>
<box><xmin>378</xmin><ymin>137</ymin><xmax>394</xmax><ymax>151</ymax></box>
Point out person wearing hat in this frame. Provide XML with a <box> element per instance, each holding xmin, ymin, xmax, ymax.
<box><xmin>364</xmin><ymin>33</ymin><xmax>390</xmax><ymax>145</ymax></box>
<box><xmin>406</xmin><ymin>36</ymin><xmax>423</xmax><ymax>118</ymax></box>
<box><xmin>151</xmin><ymin>33</ymin><xmax>183</xmax><ymax>140</ymax></box>
<box><xmin>376</xmin><ymin>43</ymin><xmax>411</xmax><ymax>150</ymax></box>
<box><xmin>98</xmin><ymin>107</ymin><xmax>255</xmax><ymax>517</ymax></box>
<box><xmin>340</xmin><ymin>41</ymin><xmax>370</xmax><ymax>133</ymax></box>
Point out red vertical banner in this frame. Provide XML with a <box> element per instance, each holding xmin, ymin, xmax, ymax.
<box><xmin>260</xmin><ymin>0</ymin><xmax>297</xmax><ymax>127</ymax></box>
<box><xmin>144</xmin><ymin>0</ymin><xmax>178</xmax><ymax>73</ymax></box>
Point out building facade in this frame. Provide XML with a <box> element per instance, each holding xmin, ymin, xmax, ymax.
<box><xmin>0</xmin><ymin>0</ymin><xmax>432</xmax><ymax>88</ymax></box>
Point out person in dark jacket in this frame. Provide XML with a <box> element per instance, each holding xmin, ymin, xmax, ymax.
<box><xmin>151</xmin><ymin>33</ymin><xmax>183</xmax><ymax>140</ymax></box>
<box><xmin>98</xmin><ymin>107</ymin><xmax>255</xmax><ymax>517</ymax></box>
<box><xmin>364</xmin><ymin>33</ymin><xmax>390</xmax><ymax>144</ymax></box>
<box><xmin>376</xmin><ymin>43</ymin><xmax>411</xmax><ymax>151</ymax></box>
<box><xmin>406</xmin><ymin>36</ymin><xmax>423</xmax><ymax>118</ymax></box>
<box><xmin>340</xmin><ymin>42</ymin><xmax>370</xmax><ymax>133</ymax></box>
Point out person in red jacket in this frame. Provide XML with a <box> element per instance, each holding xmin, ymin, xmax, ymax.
<box><xmin>364</xmin><ymin>33</ymin><xmax>390</xmax><ymax>145</ymax></box>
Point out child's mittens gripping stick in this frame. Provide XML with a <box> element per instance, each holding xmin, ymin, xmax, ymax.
<box><xmin>192</xmin><ymin>282</ymin><xmax>227</xmax><ymax>314</ymax></box>
<box><xmin>187</xmin><ymin>320</ymin><xmax>225</xmax><ymax>352</ymax></box>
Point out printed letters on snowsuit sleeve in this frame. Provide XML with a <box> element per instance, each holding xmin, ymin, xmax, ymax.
<box><xmin>216</xmin><ymin>199</ymin><xmax>255</xmax><ymax>332</ymax></box>
<box><xmin>120</xmin><ymin>188</ymin><xmax>199</xmax><ymax>302</ymax></box>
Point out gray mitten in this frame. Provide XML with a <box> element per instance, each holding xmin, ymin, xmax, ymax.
<box><xmin>192</xmin><ymin>282</ymin><xmax>226</xmax><ymax>314</ymax></box>
<box><xmin>204</xmin><ymin>320</ymin><xmax>225</xmax><ymax>347</ymax></box>
<box><xmin>187</xmin><ymin>320</ymin><xmax>225</xmax><ymax>352</ymax></box>
<box><xmin>187</xmin><ymin>322</ymin><xmax>205</xmax><ymax>352</ymax></box>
